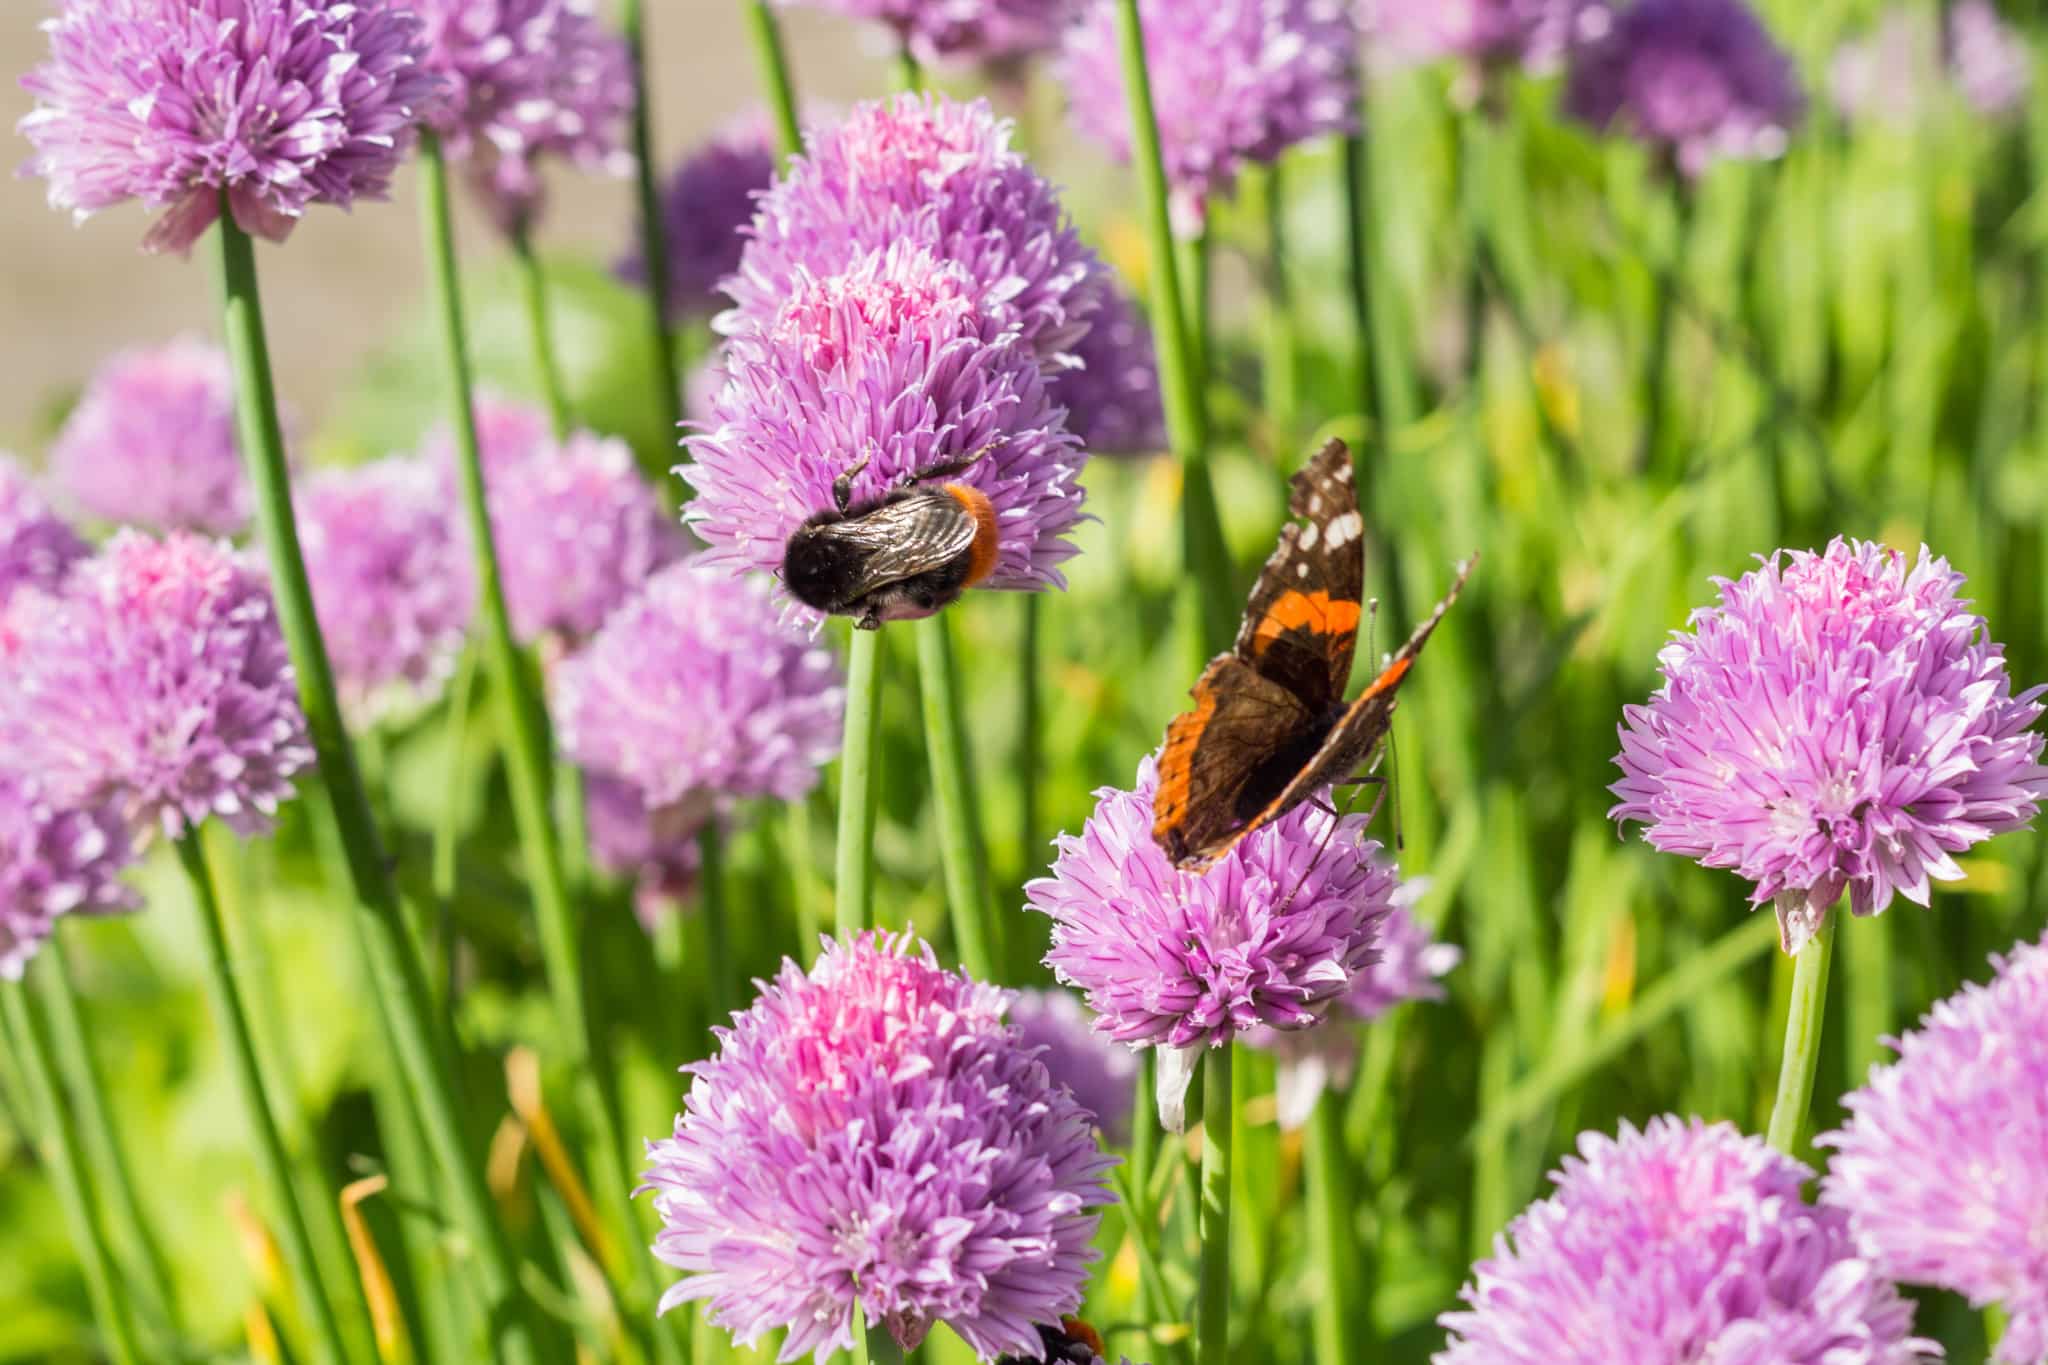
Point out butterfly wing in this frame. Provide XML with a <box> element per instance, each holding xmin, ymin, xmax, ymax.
<box><xmin>1232</xmin><ymin>437</ymin><xmax>1365</xmax><ymax>714</ymax></box>
<box><xmin>1153</xmin><ymin>655</ymin><xmax>1320</xmax><ymax>867</ymax></box>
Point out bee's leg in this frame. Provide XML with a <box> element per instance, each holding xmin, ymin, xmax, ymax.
<box><xmin>907</xmin><ymin>437</ymin><xmax>1004</xmax><ymax>486</ymax></box>
<box><xmin>833</xmin><ymin>453</ymin><xmax>873</xmax><ymax>514</ymax></box>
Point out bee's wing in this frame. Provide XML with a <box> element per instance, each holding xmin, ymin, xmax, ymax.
<box><xmin>826</xmin><ymin>497</ymin><xmax>982</xmax><ymax>598</ymax></box>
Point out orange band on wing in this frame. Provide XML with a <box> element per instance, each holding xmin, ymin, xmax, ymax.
<box><xmin>1359</xmin><ymin>654</ymin><xmax>1412</xmax><ymax>696</ymax></box>
<box><xmin>1152</xmin><ymin>687</ymin><xmax>1216</xmax><ymax>834</ymax></box>
<box><xmin>1250</xmin><ymin>590</ymin><xmax>1361</xmax><ymax>654</ymax></box>
<box><xmin>944</xmin><ymin>483</ymin><xmax>1001</xmax><ymax>588</ymax></box>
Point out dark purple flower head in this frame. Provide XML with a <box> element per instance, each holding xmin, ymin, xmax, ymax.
<box><xmin>552</xmin><ymin>558</ymin><xmax>844</xmax><ymax>809</ymax></box>
<box><xmin>684</xmin><ymin>242</ymin><xmax>1087</xmax><ymax>608</ymax></box>
<box><xmin>642</xmin><ymin>931</ymin><xmax>1116</xmax><ymax>1361</ymax></box>
<box><xmin>1821</xmin><ymin>933</ymin><xmax>2048</xmax><ymax>1364</ymax></box>
<box><xmin>406</xmin><ymin>0</ymin><xmax>633</xmax><ymax>234</ymax></box>
<box><xmin>0</xmin><ymin>532</ymin><xmax>312</xmax><ymax>840</ymax></box>
<box><xmin>1060</xmin><ymin>0</ymin><xmax>1361</xmax><ymax>234</ymax></box>
<box><xmin>1367</xmin><ymin>0</ymin><xmax>1578</xmax><ymax>74</ymax></box>
<box><xmin>1025</xmin><ymin>755</ymin><xmax>1396</xmax><ymax>1129</ymax></box>
<box><xmin>1611</xmin><ymin>539</ymin><xmax>2048</xmax><ymax>954</ymax></box>
<box><xmin>1948</xmin><ymin>0</ymin><xmax>2032</xmax><ymax>119</ymax></box>
<box><xmin>721</xmin><ymin>93</ymin><xmax>1104</xmax><ymax>370</ymax></box>
<box><xmin>626</xmin><ymin>111</ymin><xmax>781</xmax><ymax>324</ymax></box>
<box><xmin>583</xmin><ymin>773</ymin><xmax>711</xmax><ymax>928</ymax></box>
<box><xmin>296</xmin><ymin>457</ymin><xmax>473</xmax><ymax>721</ymax></box>
<box><xmin>1563</xmin><ymin>0</ymin><xmax>1804</xmax><ymax>178</ymax></box>
<box><xmin>1</xmin><ymin>775</ymin><xmax>140</xmax><ymax>982</ymax></box>
<box><xmin>48</xmin><ymin>338</ymin><xmax>254</xmax><ymax>535</ymax></box>
<box><xmin>1051</xmin><ymin>285</ymin><xmax>1167</xmax><ymax>458</ymax></box>
<box><xmin>1</xmin><ymin>456</ymin><xmax>89</xmax><ymax>606</ymax></box>
<box><xmin>779</xmin><ymin>0</ymin><xmax>1076</xmax><ymax>67</ymax></box>
<box><xmin>427</xmin><ymin>392</ymin><xmax>680</xmax><ymax>642</ymax></box>
<box><xmin>1008</xmin><ymin>987</ymin><xmax>1139</xmax><ymax>1143</ymax></box>
<box><xmin>20</xmin><ymin>0</ymin><xmax>442</xmax><ymax>254</ymax></box>
<box><xmin>1438</xmin><ymin>1116</ymin><xmax>1938</xmax><ymax>1364</ymax></box>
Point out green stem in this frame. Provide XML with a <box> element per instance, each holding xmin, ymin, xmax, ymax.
<box><xmin>213</xmin><ymin>208</ymin><xmax>544</xmax><ymax>1362</ymax></box>
<box><xmin>1</xmin><ymin>981</ymin><xmax>142</xmax><ymax>1365</ymax></box>
<box><xmin>1986</xmin><ymin>1303</ymin><xmax>2009</xmax><ymax>1358</ymax></box>
<box><xmin>836</xmin><ymin>628</ymin><xmax>886</xmax><ymax>936</ymax></box>
<box><xmin>741</xmin><ymin>0</ymin><xmax>804</xmax><ymax>159</ymax></box>
<box><xmin>556</xmin><ymin>758</ymin><xmax>591</xmax><ymax>892</ymax></box>
<box><xmin>1305</xmin><ymin>1090</ymin><xmax>1361</xmax><ymax>1365</ymax></box>
<box><xmin>1260</xmin><ymin>161</ymin><xmax>1298</xmax><ymax>449</ymax></box>
<box><xmin>788</xmin><ymin>795</ymin><xmax>821</xmax><ymax>957</ymax></box>
<box><xmin>619</xmin><ymin>0</ymin><xmax>683</xmax><ymax>456</ymax></box>
<box><xmin>699</xmin><ymin>823</ymin><xmax>732</xmax><ymax>1027</ymax></box>
<box><xmin>1176</xmin><ymin>224</ymin><xmax>1210</xmax><ymax>397</ymax></box>
<box><xmin>511</xmin><ymin>225</ymin><xmax>570</xmax><ymax>438</ymax></box>
<box><xmin>1017</xmin><ymin>594</ymin><xmax>1041</xmax><ymax>949</ymax></box>
<box><xmin>174</xmin><ymin>835</ymin><xmax>358</xmax><ymax>1365</ymax></box>
<box><xmin>40</xmin><ymin>934</ymin><xmax>179</xmax><ymax>1336</ymax></box>
<box><xmin>915</xmin><ymin>613</ymin><xmax>998</xmax><ymax>980</ymax></box>
<box><xmin>893</xmin><ymin>38</ymin><xmax>922</xmax><ymax>94</ymax></box>
<box><xmin>1766</xmin><ymin>905</ymin><xmax>1840</xmax><ymax>1156</ymax></box>
<box><xmin>1844</xmin><ymin>897</ymin><xmax>1891</xmax><ymax>1090</ymax></box>
<box><xmin>1197</xmin><ymin>1045</ymin><xmax>1233</xmax><ymax>1365</ymax></box>
<box><xmin>1640</xmin><ymin>177</ymin><xmax>1696</xmax><ymax>477</ymax></box>
<box><xmin>855</xmin><ymin>1304</ymin><xmax>902</xmax><ymax>1365</ymax></box>
<box><xmin>1108</xmin><ymin>0</ymin><xmax>1233</xmax><ymax>658</ymax></box>
<box><xmin>417</xmin><ymin>131</ymin><xmax>647</xmax><ymax>1335</ymax></box>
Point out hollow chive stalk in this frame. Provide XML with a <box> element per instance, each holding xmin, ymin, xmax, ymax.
<box><xmin>915</xmin><ymin>613</ymin><xmax>999</xmax><ymax>979</ymax></box>
<box><xmin>836</xmin><ymin>627</ymin><xmax>887</xmax><ymax>935</ymax></box>
<box><xmin>742</xmin><ymin>0</ymin><xmax>804</xmax><ymax>159</ymax></box>
<box><xmin>175</xmin><ymin>834</ymin><xmax>361</xmax><ymax>1365</ymax></box>
<box><xmin>510</xmin><ymin>224</ymin><xmax>570</xmax><ymax>438</ymax></box>
<box><xmin>415</xmin><ymin>133</ymin><xmax>665</xmax><ymax>1358</ymax></box>
<box><xmin>1305</xmin><ymin>1090</ymin><xmax>1361</xmax><ymax>1364</ymax></box>
<box><xmin>1109</xmin><ymin>0</ymin><xmax>1235</xmax><ymax>661</ymax></box>
<box><xmin>213</xmin><ymin>205</ymin><xmax>548</xmax><ymax>1363</ymax></box>
<box><xmin>619</xmin><ymin>0</ymin><xmax>683</xmax><ymax>449</ymax></box>
<box><xmin>1</xmin><ymin>979</ymin><xmax>143</xmax><ymax>1365</ymax></box>
<box><xmin>1765</xmin><ymin>903</ymin><xmax>1840</xmax><ymax>1155</ymax></box>
<box><xmin>1260</xmin><ymin>160</ymin><xmax>1299</xmax><ymax>450</ymax></box>
<box><xmin>1196</xmin><ymin>1044</ymin><xmax>1234</xmax><ymax>1365</ymax></box>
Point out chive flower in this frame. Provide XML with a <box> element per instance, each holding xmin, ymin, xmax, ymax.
<box><xmin>1610</xmin><ymin>539</ymin><xmax>2048</xmax><ymax>954</ymax></box>
<box><xmin>1562</xmin><ymin>0</ymin><xmax>1805</xmax><ymax>178</ymax></box>
<box><xmin>777</xmin><ymin>0</ymin><xmax>1075</xmax><ymax>68</ymax></box>
<box><xmin>1368</xmin><ymin>0</ymin><xmax>1576</xmax><ymax>76</ymax></box>
<box><xmin>1820</xmin><ymin>932</ymin><xmax>2048</xmax><ymax>1365</ymax></box>
<box><xmin>47</xmin><ymin>338</ymin><xmax>254</xmax><ymax>535</ymax></box>
<box><xmin>1</xmin><ymin>775</ymin><xmax>140</xmax><ymax>982</ymax></box>
<box><xmin>626</xmin><ymin>110</ymin><xmax>781</xmax><ymax>324</ymax></box>
<box><xmin>1008</xmin><ymin>987</ymin><xmax>1139</xmax><ymax>1143</ymax></box>
<box><xmin>19</xmin><ymin>0</ymin><xmax>442</xmax><ymax>253</ymax></box>
<box><xmin>295</xmin><ymin>457</ymin><xmax>474</xmax><ymax>720</ymax></box>
<box><xmin>1</xmin><ymin>456</ymin><xmax>88</xmax><ymax>604</ymax></box>
<box><xmin>1051</xmin><ymin>284</ymin><xmax>1167</xmax><ymax>458</ymax></box>
<box><xmin>1948</xmin><ymin>0</ymin><xmax>2032</xmax><ymax>119</ymax></box>
<box><xmin>1024</xmin><ymin>755</ymin><xmax>1397</xmax><ymax>1129</ymax></box>
<box><xmin>641</xmin><ymin>931</ymin><xmax>1116</xmax><ymax>1361</ymax></box>
<box><xmin>1058</xmin><ymin>0</ymin><xmax>1362</xmax><ymax>234</ymax></box>
<box><xmin>0</xmin><ymin>532</ymin><xmax>312</xmax><ymax>839</ymax></box>
<box><xmin>583</xmin><ymin>773</ymin><xmax>709</xmax><ymax>928</ymax></box>
<box><xmin>406</xmin><ymin>0</ymin><xmax>633</xmax><ymax>233</ymax></box>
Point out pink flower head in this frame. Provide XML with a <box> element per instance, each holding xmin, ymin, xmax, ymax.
<box><xmin>684</xmin><ymin>242</ymin><xmax>1086</xmax><ymax>611</ymax></box>
<box><xmin>551</xmin><ymin>558</ymin><xmax>844</xmax><ymax>809</ymax></box>
<box><xmin>583</xmin><ymin>774</ymin><xmax>711</xmax><ymax>928</ymax></box>
<box><xmin>1948</xmin><ymin>0</ymin><xmax>2032</xmax><ymax>119</ymax></box>
<box><xmin>1008</xmin><ymin>988</ymin><xmax>1140</xmax><ymax>1142</ymax></box>
<box><xmin>1438</xmin><ymin>1116</ymin><xmax>1938</xmax><ymax>1364</ymax></box>
<box><xmin>407</xmin><ymin>0</ymin><xmax>633</xmax><ymax>234</ymax></box>
<box><xmin>779</xmin><ymin>0</ymin><xmax>1077</xmax><ymax>68</ymax></box>
<box><xmin>20</xmin><ymin>0</ymin><xmax>443</xmax><ymax>253</ymax></box>
<box><xmin>1</xmin><ymin>775</ymin><xmax>140</xmax><ymax>982</ymax></box>
<box><xmin>1059</xmin><ymin>0</ymin><xmax>1361</xmax><ymax>234</ymax></box>
<box><xmin>1025</xmin><ymin>754</ymin><xmax>1398</xmax><ymax>1129</ymax></box>
<box><xmin>1</xmin><ymin>456</ymin><xmax>89</xmax><ymax>605</ymax></box>
<box><xmin>641</xmin><ymin>931</ymin><xmax>1116</xmax><ymax>1361</ymax></box>
<box><xmin>1611</xmin><ymin>538</ymin><xmax>2048</xmax><ymax>953</ymax></box>
<box><xmin>1366</xmin><ymin>0</ymin><xmax>1578</xmax><ymax>75</ymax></box>
<box><xmin>1821</xmin><ymin>932</ymin><xmax>2048</xmax><ymax>1364</ymax></box>
<box><xmin>0</xmin><ymin>531</ymin><xmax>312</xmax><ymax>840</ymax></box>
<box><xmin>48</xmin><ymin>338</ymin><xmax>254</xmax><ymax>535</ymax></box>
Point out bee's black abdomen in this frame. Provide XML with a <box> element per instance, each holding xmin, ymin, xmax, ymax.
<box><xmin>782</xmin><ymin>524</ymin><xmax>871</xmax><ymax>613</ymax></box>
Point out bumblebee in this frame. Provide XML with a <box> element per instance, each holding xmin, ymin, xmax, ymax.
<box><xmin>780</xmin><ymin>446</ymin><xmax>1000</xmax><ymax>629</ymax></box>
<box><xmin>996</xmin><ymin>1318</ymin><xmax>1107</xmax><ymax>1364</ymax></box>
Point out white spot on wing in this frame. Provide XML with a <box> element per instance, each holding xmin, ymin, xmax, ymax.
<box><xmin>1296</xmin><ymin>563</ymin><xmax>1310</xmax><ymax>578</ymax></box>
<box><xmin>1297</xmin><ymin>522</ymin><xmax>1319</xmax><ymax>550</ymax></box>
<box><xmin>1324</xmin><ymin>511</ymin><xmax>1363</xmax><ymax>549</ymax></box>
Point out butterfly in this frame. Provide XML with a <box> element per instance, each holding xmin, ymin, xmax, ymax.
<box><xmin>1151</xmin><ymin>437</ymin><xmax>1473</xmax><ymax>870</ymax></box>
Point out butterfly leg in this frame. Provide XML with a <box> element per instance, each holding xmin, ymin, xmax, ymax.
<box><xmin>833</xmin><ymin>453</ymin><xmax>873</xmax><ymax>514</ymax></box>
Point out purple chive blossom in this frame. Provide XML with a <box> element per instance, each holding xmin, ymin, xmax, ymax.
<box><xmin>1611</xmin><ymin>539</ymin><xmax>2048</xmax><ymax>954</ymax></box>
<box><xmin>684</xmin><ymin>242</ymin><xmax>1087</xmax><ymax>605</ymax></box>
<box><xmin>1438</xmin><ymin>1116</ymin><xmax>1937</xmax><ymax>1364</ymax></box>
<box><xmin>1024</xmin><ymin>754</ymin><xmax>1397</xmax><ymax>1129</ymax></box>
<box><xmin>47</xmin><ymin>337</ymin><xmax>256</xmax><ymax>535</ymax></box>
<box><xmin>1</xmin><ymin>456</ymin><xmax>89</xmax><ymax>605</ymax></box>
<box><xmin>295</xmin><ymin>457</ymin><xmax>474</xmax><ymax>720</ymax></box>
<box><xmin>19</xmin><ymin>0</ymin><xmax>442</xmax><ymax>254</ymax></box>
<box><xmin>0</xmin><ymin>532</ymin><xmax>313</xmax><ymax>840</ymax></box>
<box><xmin>1251</xmin><ymin>890</ymin><xmax>1461</xmax><ymax>1129</ymax></box>
<box><xmin>778</xmin><ymin>0</ymin><xmax>1075</xmax><ymax>68</ymax></box>
<box><xmin>1008</xmin><ymin>988</ymin><xmax>1140</xmax><ymax>1143</ymax></box>
<box><xmin>641</xmin><ymin>931</ymin><xmax>1116</xmax><ymax>1361</ymax></box>
<box><xmin>1</xmin><ymin>775</ymin><xmax>141</xmax><ymax>982</ymax></box>
<box><xmin>1829</xmin><ymin>8</ymin><xmax>1939</xmax><ymax>128</ymax></box>
<box><xmin>720</xmin><ymin>94</ymin><xmax>1104</xmax><ymax>369</ymax></box>
<box><xmin>427</xmin><ymin>392</ymin><xmax>680</xmax><ymax>642</ymax></box>
<box><xmin>407</xmin><ymin>0</ymin><xmax>633</xmax><ymax>234</ymax></box>
<box><xmin>1948</xmin><ymin>0</ymin><xmax>2032</xmax><ymax>119</ymax></box>
<box><xmin>551</xmin><ymin>558</ymin><xmax>844</xmax><ymax>809</ymax></box>
<box><xmin>1562</xmin><ymin>0</ymin><xmax>1805</xmax><ymax>179</ymax></box>
<box><xmin>1820</xmin><ymin>933</ymin><xmax>2048</xmax><ymax>1365</ymax></box>
<box><xmin>1050</xmin><ymin>285</ymin><xmax>1167</xmax><ymax>458</ymax></box>
<box><xmin>1366</xmin><ymin>0</ymin><xmax>1579</xmax><ymax>76</ymax></box>
<box><xmin>1059</xmin><ymin>0</ymin><xmax>1361</xmax><ymax>235</ymax></box>
<box><xmin>583</xmin><ymin>774</ymin><xmax>711</xmax><ymax>928</ymax></box>
<box><xmin>624</xmin><ymin>111</ymin><xmax>781</xmax><ymax>324</ymax></box>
